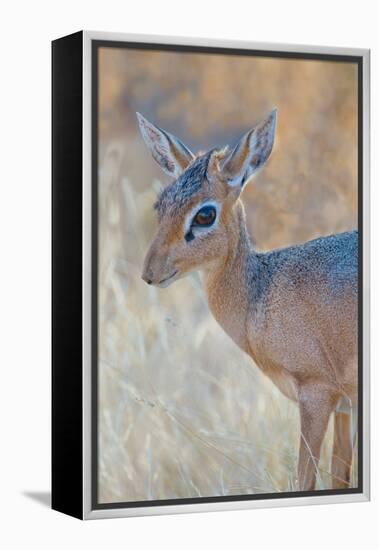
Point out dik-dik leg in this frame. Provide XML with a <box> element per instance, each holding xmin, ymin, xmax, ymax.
<box><xmin>331</xmin><ymin>411</ymin><xmax>353</xmax><ymax>489</ymax></box>
<box><xmin>298</xmin><ymin>384</ymin><xmax>338</xmax><ymax>491</ymax></box>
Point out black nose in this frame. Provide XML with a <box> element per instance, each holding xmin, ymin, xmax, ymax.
<box><xmin>142</xmin><ymin>272</ymin><xmax>153</xmax><ymax>284</ymax></box>
<box><xmin>142</xmin><ymin>269</ymin><xmax>154</xmax><ymax>285</ymax></box>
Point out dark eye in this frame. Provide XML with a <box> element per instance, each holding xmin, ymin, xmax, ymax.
<box><xmin>192</xmin><ymin>205</ymin><xmax>217</xmax><ymax>227</ymax></box>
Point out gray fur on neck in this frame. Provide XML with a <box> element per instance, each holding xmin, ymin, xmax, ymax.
<box><xmin>248</xmin><ymin>230</ymin><xmax>358</xmax><ymax>306</ymax></box>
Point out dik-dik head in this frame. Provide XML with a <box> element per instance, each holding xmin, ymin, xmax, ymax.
<box><xmin>137</xmin><ymin>110</ymin><xmax>276</xmax><ymax>287</ymax></box>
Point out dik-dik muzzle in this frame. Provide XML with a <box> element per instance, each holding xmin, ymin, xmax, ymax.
<box><xmin>142</xmin><ymin>237</ymin><xmax>180</xmax><ymax>288</ymax></box>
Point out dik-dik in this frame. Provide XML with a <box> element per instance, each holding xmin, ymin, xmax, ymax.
<box><xmin>137</xmin><ymin>109</ymin><xmax>358</xmax><ymax>491</ymax></box>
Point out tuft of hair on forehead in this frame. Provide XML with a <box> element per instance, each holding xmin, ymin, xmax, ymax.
<box><xmin>154</xmin><ymin>149</ymin><xmax>218</xmax><ymax>216</ymax></box>
<box><xmin>206</xmin><ymin>146</ymin><xmax>229</xmax><ymax>178</ymax></box>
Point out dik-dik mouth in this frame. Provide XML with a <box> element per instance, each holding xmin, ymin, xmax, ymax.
<box><xmin>157</xmin><ymin>270</ymin><xmax>179</xmax><ymax>288</ymax></box>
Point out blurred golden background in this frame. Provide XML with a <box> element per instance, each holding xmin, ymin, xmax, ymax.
<box><xmin>97</xmin><ymin>46</ymin><xmax>358</xmax><ymax>503</ymax></box>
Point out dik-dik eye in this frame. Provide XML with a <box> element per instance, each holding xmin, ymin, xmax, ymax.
<box><xmin>191</xmin><ymin>205</ymin><xmax>217</xmax><ymax>227</ymax></box>
<box><xmin>184</xmin><ymin>204</ymin><xmax>218</xmax><ymax>243</ymax></box>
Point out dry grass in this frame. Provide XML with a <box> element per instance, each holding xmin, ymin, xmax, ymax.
<box><xmin>97</xmin><ymin>48</ymin><xmax>358</xmax><ymax>503</ymax></box>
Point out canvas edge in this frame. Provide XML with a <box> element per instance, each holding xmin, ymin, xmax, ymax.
<box><xmin>81</xmin><ymin>30</ymin><xmax>370</xmax><ymax>520</ymax></box>
<box><xmin>51</xmin><ymin>30</ymin><xmax>84</xmax><ymax>520</ymax></box>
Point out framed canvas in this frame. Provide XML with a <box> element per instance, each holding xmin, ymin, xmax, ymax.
<box><xmin>52</xmin><ymin>31</ymin><xmax>370</xmax><ymax>520</ymax></box>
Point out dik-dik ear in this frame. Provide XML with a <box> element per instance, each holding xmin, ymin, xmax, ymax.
<box><xmin>221</xmin><ymin>109</ymin><xmax>277</xmax><ymax>189</ymax></box>
<box><xmin>137</xmin><ymin>112</ymin><xmax>195</xmax><ymax>178</ymax></box>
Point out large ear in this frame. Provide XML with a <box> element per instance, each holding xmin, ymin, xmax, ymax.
<box><xmin>221</xmin><ymin>109</ymin><xmax>277</xmax><ymax>188</ymax></box>
<box><xmin>137</xmin><ymin>112</ymin><xmax>195</xmax><ymax>178</ymax></box>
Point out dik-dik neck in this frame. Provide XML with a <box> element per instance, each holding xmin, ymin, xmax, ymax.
<box><xmin>202</xmin><ymin>201</ymin><xmax>257</xmax><ymax>352</ymax></box>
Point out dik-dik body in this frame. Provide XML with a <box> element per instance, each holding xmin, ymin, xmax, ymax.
<box><xmin>137</xmin><ymin>110</ymin><xmax>358</xmax><ymax>491</ymax></box>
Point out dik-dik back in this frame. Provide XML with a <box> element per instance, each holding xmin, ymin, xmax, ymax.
<box><xmin>244</xmin><ymin>231</ymin><xmax>358</xmax><ymax>402</ymax></box>
<box><xmin>137</xmin><ymin>108</ymin><xmax>358</xmax><ymax>490</ymax></box>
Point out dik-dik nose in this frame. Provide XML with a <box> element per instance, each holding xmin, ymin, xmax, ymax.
<box><xmin>142</xmin><ymin>242</ymin><xmax>165</xmax><ymax>285</ymax></box>
<box><xmin>142</xmin><ymin>269</ymin><xmax>154</xmax><ymax>285</ymax></box>
<box><xmin>141</xmin><ymin>247</ymin><xmax>155</xmax><ymax>285</ymax></box>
